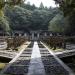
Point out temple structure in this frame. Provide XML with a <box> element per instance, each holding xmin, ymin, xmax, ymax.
<box><xmin>12</xmin><ymin>30</ymin><xmax>61</xmax><ymax>40</ymax></box>
<box><xmin>0</xmin><ymin>30</ymin><xmax>62</xmax><ymax>40</ymax></box>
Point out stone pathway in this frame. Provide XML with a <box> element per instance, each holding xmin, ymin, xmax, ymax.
<box><xmin>1</xmin><ymin>42</ymin><xmax>32</xmax><ymax>75</ymax></box>
<box><xmin>1</xmin><ymin>41</ymin><xmax>75</xmax><ymax>75</ymax></box>
<box><xmin>40</xmin><ymin>42</ymin><xmax>74</xmax><ymax>75</ymax></box>
<box><xmin>27</xmin><ymin>42</ymin><xmax>46</xmax><ymax>75</ymax></box>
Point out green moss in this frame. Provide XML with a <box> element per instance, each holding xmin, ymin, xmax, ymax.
<box><xmin>0</xmin><ymin>63</ymin><xmax>6</xmax><ymax>69</ymax></box>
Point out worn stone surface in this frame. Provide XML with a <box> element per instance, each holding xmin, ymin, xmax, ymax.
<box><xmin>27</xmin><ymin>42</ymin><xmax>46</xmax><ymax>75</ymax></box>
<box><xmin>3</xmin><ymin>41</ymin><xmax>74</xmax><ymax>75</ymax></box>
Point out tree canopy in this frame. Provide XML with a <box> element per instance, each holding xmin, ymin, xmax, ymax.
<box><xmin>48</xmin><ymin>13</ymin><xmax>67</xmax><ymax>33</ymax></box>
<box><xmin>54</xmin><ymin>0</ymin><xmax>75</xmax><ymax>35</ymax></box>
<box><xmin>5</xmin><ymin>3</ymin><xmax>60</xmax><ymax>31</ymax></box>
<box><xmin>1</xmin><ymin>0</ymin><xmax>74</xmax><ymax>36</ymax></box>
<box><xmin>0</xmin><ymin>0</ymin><xmax>25</xmax><ymax>34</ymax></box>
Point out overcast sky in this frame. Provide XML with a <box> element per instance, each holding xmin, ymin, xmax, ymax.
<box><xmin>25</xmin><ymin>0</ymin><xmax>57</xmax><ymax>8</ymax></box>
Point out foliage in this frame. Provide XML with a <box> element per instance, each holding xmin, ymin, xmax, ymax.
<box><xmin>54</xmin><ymin>0</ymin><xmax>75</xmax><ymax>16</ymax></box>
<box><xmin>54</xmin><ymin>0</ymin><xmax>75</xmax><ymax>35</ymax></box>
<box><xmin>30</xmin><ymin>9</ymin><xmax>54</xmax><ymax>30</ymax></box>
<box><xmin>48</xmin><ymin>13</ymin><xmax>66</xmax><ymax>33</ymax></box>
<box><xmin>0</xmin><ymin>0</ymin><xmax>25</xmax><ymax>33</ymax></box>
<box><xmin>5</xmin><ymin>5</ymin><xmax>32</xmax><ymax>31</ymax></box>
<box><xmin>6</xmin><ymin>36</ymin><xmax>27</xmax><ymax>50</ymax></box>
<box><xmin>20</xmin><ymin>2</ymin><xmax>37</xmax><ymax>11</ymax></box>
<box><xmin>39</xmin><ymin>2</ymin><xmax>44</xmax><ymax>9</ymax></box>
<box><xmin>0</xmin><ymin>16</ymin><xmax>10</xmax><ymax>33</ymax></box>
<box><xmin>43</xmin><ymin>36</ymin><xmax>66</xmax><ymax>50</ymax></box>
<box><xmin>0</xmin><ymin>0</ymin><xmax>74</xmax><ymax>35</ymax></box>
<box><xmin>5</xmin><ymin>4</ymin><xmax>60</xmax><ymax>31</ymax></box>
<box><xmin>0</xmin><ymin>0</ymin><xmax>66</xmax><ymax>34</ymax></box>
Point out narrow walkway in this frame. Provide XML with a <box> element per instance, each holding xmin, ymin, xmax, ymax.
<box><xmin>27</xmin><ymin>42</ymin><xmax>46</xmax><ymax>75</ymax></box>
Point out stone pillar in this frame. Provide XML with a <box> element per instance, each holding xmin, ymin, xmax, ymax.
<box><xmin>50</xmin><ymin>33</ymin><xmax>53</xmax><ymax>36</ymax></box>
<box><xmin>24</xmin><ymin>33</ymin><xmax>27</xmax><ymax>37</ymax></box>
<box><xmin>44</xmin><ymin>32</ymin><xmax>47</xmax><ymax>36</ymax></box>
<box><xmin>57</xmin><ymin>33</ymin><xmax>60</xmax><ymax>36</ymax></box>
<box><xmin>12</xmin><ymin>33</ymin><xmax>15</xmax><ymax>37</ymax></box>
<box><xmin>32</xmin><ymin>33</ymin><xmax>34</xmax><ymax>40</ymax></box>
<box><xmin>37</xmin><ymin>33</ymin><xmax>39</xmax><ymax>38</ymax></box>
<box><xmin>19</xmin><ymin>33</ymin><xmax>21</xmax><ymax>36</ymax></box>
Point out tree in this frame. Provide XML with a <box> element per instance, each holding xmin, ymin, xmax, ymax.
<box><xmin>54</xmin><ymin>0</ymin><xmax>75</xmax><ymax>16</ymax></box>
<box><xmin>39</xmin><ymin>2</ymin><xmax>44</xmax><ymax>9</ymax></box>
<box><xmin>54</xmin><ymin>0</ymin><xmax>75</xmax><ymax>35</ymax></box>
<box><xmin>48</xmin><ymin>13</ymin><xmax>66</xmax><ymax>33</ymax></box>
<box><xmin>22</xmin><ymin>4</ymin><xmax>36</xmax><ymax>11</ymax></box>
<box><xmin>0</xmin><ymin>0</ymin><xmax>25</xmax><ymax>34</ymax></box>
<box><xmin>5</xmin><ymin>6</ymin><xmax>32</xmax><ymax>31</ymax></box>
<box><xmin>30</xmin><ymin>9</ymin><xmax>54</xmax><ymax>30</ymax></box>
<box><xmin>5</xmin><ymin>2</ymin><xmax>61</xmax><ymax>31</ymax></box>
<box><xmin>0</xmin><ymin>0</ymin><xmax>10</xmax><ymax>33</ymax></box>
